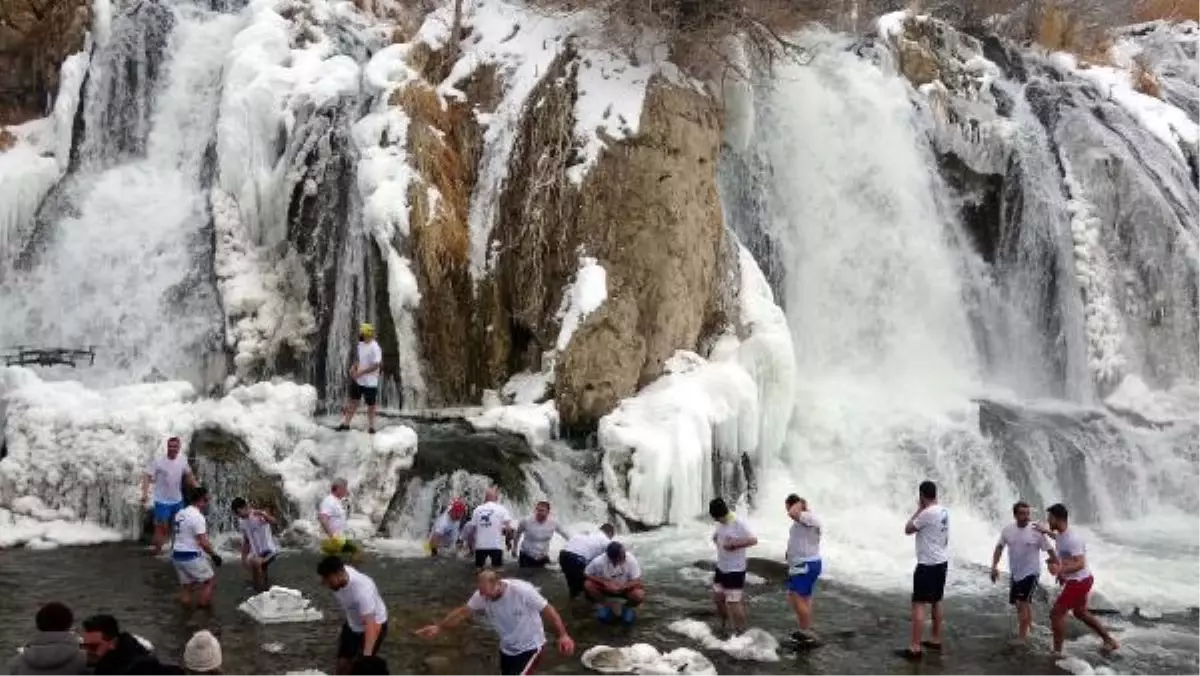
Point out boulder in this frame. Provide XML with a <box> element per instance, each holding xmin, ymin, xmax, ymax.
<box><xmin>187</xmin><ymin>426</ymin><xmax>295</xmax><ymax>532</ymax></box>
<box><xmin>0</xmin><ymin>0</ymin><xmax>90</xmax><ymax>125</ymax></box>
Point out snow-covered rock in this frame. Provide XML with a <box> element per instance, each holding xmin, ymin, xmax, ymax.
<box><xmin>238</xmin><ymin>586</ymin><xmax>323</xmax><ymax>624</ymax></box>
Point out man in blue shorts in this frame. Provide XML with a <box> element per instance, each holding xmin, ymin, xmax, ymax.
<box><xmin>140</xmin><ymin>436</ymin><xmax>197</xmax><ymax>554</ymax></box>
<box><xmin>784</xmin><ymin>494</ymin><xmax>823</xmax><ymax>644</ymax></box>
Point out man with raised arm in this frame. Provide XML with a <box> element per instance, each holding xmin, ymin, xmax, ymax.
<box><xmin>233</xmin><ymin>497</ymin><xmax>279</xmax><ymax>591</ymax></box>
<box><xmin>141</xmin><ymin>436</ymin><xmax>198</xmax><ymax>555</ymax></box>
<box><xmin>991</xmin><ymin>500</ymin><xmax>1058</xmax><ymax>644</ymax></box>
<box><xmin>901</xmin><ymin>480</ymin><xmax>949</xmax><ymax>660</ymax></box>
<box><xmin>416</xmin><ymin>570</ymin><xmax>575</xmax><ymax>675</ymax></box>
<box><xmin>317</xmin><ymin>555</ymin><xmax>389</xmax><ymax>675</ymax></box>
<box><xmin>1035</xmin><ymin>503</ymin><xmax>1119</xmax><ymax>656</ymax></box>
<box><xmin>784</xmin><ymin>494</ymin><xmax>823</xmax><ymax>644</ymax></box>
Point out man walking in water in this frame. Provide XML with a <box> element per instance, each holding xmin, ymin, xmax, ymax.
<box><xmin>428</xmin><ymin>498</ymin><xmax>468</xmax><ymax>557</ymax></box>
<box><xmin>172</xmin><ymin>486</ymin><xmax>222</xmax><ymax>609</ymax></box>
<box><xmin>141</xmin><ymin>436</ymin><xmax>198</xmax><ymax>555</ymax></box>
<box><xmin>336</xmin><ymin>322</ymin><xmax>383</xmax><ymax>434</ymax></box>
<box><xmin>317</xmin><ymin>556</ymin><xmax>389</xmax><ymax>675</ymax></box>
<box><xmin>416</xmin><ymin>570</ymin><xmax>575</xmax><ymax>675</ymax></box>
<box><xmin>991</xmin><ymin>500</ymin><xmax>1058</xmax><ymax>644</ymax></box>
<box><xmin>513</xmin><ymin>500</ymin><xmax>570</xmax><ymax>568</ymax></box>
<box><xmin>1036</xmin><ymin>503</ymin><xmax>1119</xmax><ymax>656</ymax></box>
<box><xmin>708</xmin><ymin>498</ymin><xmax>757</xmax><ymax>636</ymax></box>
<box><xmin>901</xmin><ymin>480</ymin><xmax>949</xmax><ymax>660</ymax></box>
<box><xmin>233</xmin><ymin>497</ymin><xmax>279</xmax><ymax>591</ymax></box>
<box><xmin>466</xmin><ymin>487</ymin><xmax>514</xmax><ymax>570</ymax></box>
<box><xmin>319</xmin><ymin>478</ymin><xmax>361</xmax><ymax>560</ymax></box>
<box><xmin>784</xmin><ymin>494</ymin><xmax>823</xmax><ymax>644</ymax></box>
<box><xmin>558</xmin><ymin>524</ymin><xmax>614</xmax><ymax>600</ymax></box>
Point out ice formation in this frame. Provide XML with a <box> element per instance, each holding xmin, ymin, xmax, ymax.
<box><xmin>667</xmin><ymin>620</ymin><xmax>780</xmax><ymax>662</ymax></box>
<box><xmin>238</xmin><ymin>586</ymin><xmax>324</xmax><ymax>624</ymax></box>
<box><xmin>581</xmin><ymin>643</ymin><xmax>716</xmax><ymax>675</ymax></box>
<box><xmin>555</xmin><ymin>257</ymin><xmax>609</xmax><ymax>352</ymax></box>
<box><xmin>469</xmin><ymin>401</ymin><xmax>560</xmax><ymax>449</ymax></box>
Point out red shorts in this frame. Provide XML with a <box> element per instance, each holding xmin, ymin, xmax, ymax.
<box><xmin>1053</xmin><ymin>575</ymin><xmax>1094</xmax><ymax>614</ymax></box>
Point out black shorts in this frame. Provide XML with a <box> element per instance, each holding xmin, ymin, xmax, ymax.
<box><xmin>518</xmin><ymin>551</ymin><xmax>550</xmax><ymax>568</ymax></box>
<box><xmin>475</xmin><ymin>548</ymin><xmax>503</xmax><ymax>568</ymax></box>
<box><xmin>336</xmin><ymin>621</ymin><xmax>388</xmax><ymax>660</ymax></box>
<box><xmin>713</xmin><ymin>569</ymin><xmax>747</xmax><ymax>590</ymax></box>
<box><xmin>349</xmin><ymin>381</ymin><xmax>379</xmax><ymax>406</ymax></box>
<box><xmin>912</xmin><ymin>562</ymin><xmax>948</xmax><ymax>604</ymax></box>
<box><xmin>499</xmin><ymin>646</ymin><xmax>543</xmax><ymax>675</ymax></box>
<box><xmin>559</xmin><ymin>551</ymin><xmax>588</xmax><ymax>598</ymax></box>
<box><xmin>1009</xmin><ymin>574</ymin><xmax>1038</xmax><ymax>604</ymax></box>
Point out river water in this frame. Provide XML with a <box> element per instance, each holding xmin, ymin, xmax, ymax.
<box><xmin>1</xmin><ymin>544</ymin><xmax>1196</xmax><ymax>674</ymax></box>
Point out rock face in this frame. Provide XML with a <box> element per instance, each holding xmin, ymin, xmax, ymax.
<box><xmin>0</xmin><ymin>0</ymin><xmax>90</xmax><ymax>124</ymax></box>
<box><xmin>188</xmin><ymin>426</ymin><xmax>295</xmax><ymax>532</ymax></box>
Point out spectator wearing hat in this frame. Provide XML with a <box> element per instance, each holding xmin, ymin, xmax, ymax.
<box><xmin>183</xmin><ymin>631</ymin><xmax>221</xmax><ymax>675</ymax></box>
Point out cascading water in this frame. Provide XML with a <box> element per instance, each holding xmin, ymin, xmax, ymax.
<box><xmin>0</xmin><ymin>1</ymin><xmax>234</xmax><ymax>389</ymax></box>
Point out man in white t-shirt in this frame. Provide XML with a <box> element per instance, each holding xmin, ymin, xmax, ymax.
<box><xmin>416</xmin><ymin>570</ymin><xmax>575</xmax><ymax>675</ymax></box>
<box><xmin>558</xmin><ymin>524</ymin><xmax>614</xmax><ymax>600</ymax></box>
<box><xmin>784</xmin><ymin>494</ymin><xmax>823</xmax><ymax>643</ymax></box>
<box><xmin>428</xmin><ymin>498</ymin><xmax>468</xmax><ymax>557</ymax></box>
<box><xmin>513</xmin><ymin>501</ymin><xmax>571</xmax><ymax>568</ymax></box>
<box><xmin>232</xmin><ymin>497</ymin><xmax>279</xmax><ymax>591</ymax></box>
<box><xmin>171</xmin><ymin>486</ymin><xmax>222</xmax><ymax>609</ymax></box>
<box><xmin>336</xmin><ymin>323</ymin><xmax>384</xmax><ymax>434</ymax></box>
<box><xmin>140</xmin><ymin>436</ymin><xmax>198</xmax><ymax>554</ymax></box>
<box><xmin>991</xmin><ymin>500</ymin><xmax>1058</xmax><ymax>643</ymax></box>
<box><xmin>901</xmin><ymin>480</ymin><xmax>949</xmax><ymax>660</ymax></box>
<box><xmin>465</xmin><ymin>487</ymin><xmax>515</xmax><ymax>570</ymax></box>
<box><xmin>317</xmin><ymin>556</ymin><xmax>389</xmax><ymax>675</ymax></box>
<box><xmin>1036</xmin><ymin>503</ymin><xmax>1119</xmax><ymax>656</ymax></box>
<box><xmin>584</xmin><ymin>541</ymin><xmax>645</xmax><ymax>626</ymax></box>
<box><xmin>708</xmin><ymin>498</ymin><xmax>757</xmax><ymax>635</ymax></box>
<box><xmin>319</xmin><ymin>478</ymin><xmax>362</xmax><ymax>561</ymax></box>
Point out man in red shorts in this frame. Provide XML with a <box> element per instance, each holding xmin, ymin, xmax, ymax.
<box><xmin>1036</xmin><ymin>503</ymin><xmax>1119</xmax><ymax>656</ymax></box>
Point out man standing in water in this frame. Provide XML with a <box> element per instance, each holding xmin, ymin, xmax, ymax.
<box><xmin>991</xmin><ymin>501</ymin><xmax>1058</xmax><ymax>644</ymax></box>
<box><xmin>416</xmin><ymin>570</ymin><xmax>575</xmax><ymax>675</ymax></box>
<box><xmin>320</xmin><ymin>478</ymin><xmax>361</xmax><ymax>560</ymax></box>
<box><xmin>1036</xmin><ymin>503</ymin><xmax>1119</xmax><ymax>656</ymax></box>
<box><xmin>708</xmin><ymin>498</ymin><xmax>758</xmax><ymax>636</ymax></box>
<box><xmin>141</xmin><ymin>436</ymin><xmax>198</xmax><ymax>555</ymax></box>
<box><xmin>335</xmin><ymin>322</ymin><xmax>383</xmax><ymax>434</ymax></box>
<box><xmin>466</xmin><ymin>487</ymin><xmax>514</xmax><ymax>570</ymax></box>
<box><xmin>428</xmin><ymin>498</ymin><xmax>468</xmax><ymax>557</ymax></box>
<box><xmin>558</xmin><ymin>524</ymin><xmax>615</xmax><ymax>600</ymax></box>
<box><xmin>901</xmin><ymin>480</ymin><xmax>949</xmax><ymax>660</ymax></box>
<box><xmin>232</xmin><ymin>497</ymin><xmax>279</xmax><ymax>591</ymax></box>
<box><xmin>173</xmin><ymin>486</ymin><xmax>222</xmax><ymax>609</ymax></box>
<box><xmin>512</xmin><ymin>500</ymin><xmax>570</xmax><ymax>568</ymax></box>
<box><xmin>317</xmin><ymin>556</ymin><xmax>389</xmax><ymax>675</ymax></box>
<box><xmin>784</xmin><ymin>494</ymin><xmax>823</xmax><ymax>644</ymax></box>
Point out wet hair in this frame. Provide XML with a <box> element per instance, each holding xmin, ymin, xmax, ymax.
<box><xmin>167</xmin><ymin>437</ymin><xmax>181</xmax><ymax>449</ymax></box>
<box><xmin>230</xmin><ymin>497</ymin><xmax>248</xmax><ymax>512</ymax></box>
<box><xmin>332</xmin><ymin>478</ymin><xmax>347</xmax><ymax>490</ymax></box>
<box><xmin>317</xmin><ymin>555</ymin><xmax>346</xmax><ymax>578</ymax></box>
<box><xmin>189</xmin><ymin>485</ymin><xmax>210</xmax><ymax>504</ymax></box>
<box><xmin>1012</xmin><ymin>500</ymin><xmax>1030</xmax><ymax>516</ymax></box>
<box><xmin>35</xmin><ymin>602</ymin><xmax>74</xmax><ymax>632</ymax></box>
<box><xmin>919</xmin><ymin>480</ymin><xmax>937</xmax><ymax>500</ymax></box>
<box><xmin>599</xmin><ymin>523</ymin><xmax>615</xmax><ymax>538</ymax></box>
<box><xmin>785</xmin><ymin>494</ymin><xmax>802</xmax><ymax>508</ymax></box>
<box><xmin>350</xmin><ymin>656</ymin><xmax>389</xmax><ymax>675</ymax></box>
<box><xmin>606</xmin><ymin>541</ymin><xmax>625</xmax><ymax>561</ymax></box>
<box><xmin>82</xmin><ymin>614</ymin><xmax>120</xmax><ymax>640</ymax></box>
<box><xmin>708</xmin><ymin>497</ymin><xmax>730</xmax><ymax>521</ymax></box>
<box><xmin>535</xmin><ymin>500</ymin><xmax>550</xmax><ymax>508</ymax></box>
<box><xmin>1047</xmin><ymin>503</ymin><xmax>1069</xmax><ymax>521</ymax></box>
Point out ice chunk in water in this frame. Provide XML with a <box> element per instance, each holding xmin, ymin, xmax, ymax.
<box><xmin>668</xmin><ymin>619</ymin><xmax>780</xmax><ymax>662</ymax></box>
<box><xmin>238</xmin><ymin>586</ymin><xmax>323</xmax><ymax>624</ymax></box>
<box><xmin>581</xmin><ymin>643</ymin><xmax>716</xmax><ymax>674</ymax></box>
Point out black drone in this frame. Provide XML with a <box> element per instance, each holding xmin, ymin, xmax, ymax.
<box><xmin>2</xmin><ymin>346</ymin><xmax>97</xmax><ymax>368</ymax></box>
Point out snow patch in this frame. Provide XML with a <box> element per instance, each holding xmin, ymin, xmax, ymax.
<box><xmin>469</xmin><ymin>401</ymin><xmax>559</xmax><ymax>449</ymax></box>
<box><xmin>502</xmin><ymin>371</ymin><xmax>551</xmax><ymax>404</ymax></box>
<box><xmin>238</xmin><ymin>586</ymin><xmax>324</xmax><ymax>624</ymax></box>
<box><xmin>567</xmin><ymin>48</ymin><xmax>654</xmax><ymax>185</ymax></box>
<box><xmin>678</xmin><ymin>565</ymin><xmax>765</xmax><ymax>586</ymax></box>
<box><xmin>556</xmin><ymin>256</ymin><xmax>608</xmax><ymax>351</ymax></box>
<box><xmin>0</xmin><ymin>504</ymin><xmax>124</xmax><ymax>550</ymax></box>
<box><xmin>667</xmin><ymin>619</ymin><xmax>780</xmax><ymax>662</ymax></box>
<box><xmin>581</xmin><ymin>643</ymin><xmax>716</xmax><ymax>675</ymax></box>
<box><xmin>877</xmin><ymin>10</ymin><xmax>909</xmax><ymax>39</ymax></box>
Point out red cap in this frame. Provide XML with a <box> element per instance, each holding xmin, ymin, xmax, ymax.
<box><xmin>449</xmin><ymin>498</ymin><xmax>467</xmax><ymax>517</ymax></box>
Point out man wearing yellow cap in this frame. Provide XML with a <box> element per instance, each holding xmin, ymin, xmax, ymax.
<box><xmin>336</xmin><ymin>322</ymin><xmax>384</xmax><ymax>434</ymax></box>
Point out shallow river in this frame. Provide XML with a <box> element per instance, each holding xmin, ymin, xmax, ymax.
<box><xmin>1</xmin><ymin>544</ymin><xmax>1195</xmax><ymax>674</ymax></box>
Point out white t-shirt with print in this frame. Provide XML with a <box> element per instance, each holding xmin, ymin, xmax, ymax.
<box><xmin>470</xmin><ymin>502</ymin><xmax>513</xmax><ymax>551</ymax></box>
<box><xmin>355</xmin><ymin>341</ymin><xmax>383</xmax><ymax>388</ymax></box>
<box><xmin>466</xmin><ymin>579</ymin><xmax>548</xmax><ymax>656</ymax></box>
<box><xmin>1054</xmin><ymin>528</ymin><xmax>1092</xmax><ymax>581</ymax></box>
<box><xmin>334</xmin><ymin>566</ymin><xmax>389</xmax><ymax>631</ymax></box>
<box><xmin>173</xmin><ymin>506</ymin><xmax>207</xmax><ymax>554</ymax></box>
<box><xmin>239</xmin><ymin>514</ymin><xmax>277</xmax><ymax>556</ymax></box>
<box><xmin>585</xmin><ymin>551</ymin><xmax>642</xmax><ymax>583</ymax></box>
<box><xmin>997</xmin><ymin>522</ymin><xmax>1052</xmax><ymax>581</ymax></box>
<box><xmin>146</xmin><ymin>455</ymin><xmax>189</xmax><ymax>504</ymax></box>
<box><xmin>319</xmin><ymin>494</ymin><xmax>348</xmax><ymax>537</ymax></box>
<box><xmin>913</xmin><ymin>505</ymin><xmax>950</xmax><ymax>566</ymax></box>
<box><xmin>712</xmin><ymin>517</ymin><xmax>754</xmax><ymax>573</ymax></box>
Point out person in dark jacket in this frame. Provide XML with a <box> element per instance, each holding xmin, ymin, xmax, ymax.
<box><xmin>8</xmin><ymin>602</ymin><xmax>88</xmax><ymax>675</ymax></box>
<box><xmin>80</xmin><ymin>615</ymin><xmax>154</xmax><ymax>675</ymax></box>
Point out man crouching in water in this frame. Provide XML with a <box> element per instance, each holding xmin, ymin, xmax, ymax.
<box><xmin>173</xmin><ymin>486</ymin><xmax>222</xmax><ymax>609</ymax></box>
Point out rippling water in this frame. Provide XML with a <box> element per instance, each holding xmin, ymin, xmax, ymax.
<box><xmin>0</xmin><ymin>544</ymin><xmax>1195</xmax><ymax>674</ymax></box>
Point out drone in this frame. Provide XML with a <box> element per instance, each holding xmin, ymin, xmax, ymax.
<box><xmin>3</xmin><ymin>345</ymin><xmax>97</xmax><ymax>368</ymax></box>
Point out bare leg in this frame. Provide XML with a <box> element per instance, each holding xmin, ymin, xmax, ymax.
<box><xmin>1073</xmin><ymin>608</ymin><xmax>1119</xmax><ymax>650</ymax></box>
<box><xmin>1016</xmin><ymin>601</ymin><xmax>1032</xmax><ymax>640</ymax></box>
<box><xmin>1051</xmin><ymin>608</ymin><xmax>1068</xmax><ymax>655</ymax></box>
<box><xmin>197</xmin><ymin>578</ymin><xmax>215</xmax><ymax>608</ymax></box>
<box><xmin>152</xmin><ymin>522</ymin><xmax>168</xmax><ymax>553</ymax></box>
<box><xmin>335</xmin><ymin>657</ymin><xmax>352</xmax><ymax>676</ymax></box>
<box><xmin>367</xmin><ymin>404</ymin><xmax>377</xmax><ymax>431</ymax></box>
<box><xmin>178</xmin><ymin>584</ymin><xmax>193</xmax><ymax>608</ymax></box>
<box><xmin>712</xmin><ymin>591</ymin><xmax>728</xmax><ymax>631</ymax></box>
<box><xmin>340</xmin><ymin>399</ymin><xmax>359</xmax><ymax>426</ymax></box>
<box><xmin>727</xmin><ymin>600</ymin><xmax>748</xmax><ymax>633</ymax></box>
<box><xmin>909</xmin><ymin>603</ymin><xmax>926</xmax><ymax>653</ymax></box>
<box><xmin>930</xmin><ymin>601</ymin><xmax>943</xmax><ymax>645</ymax></box>
<box><xmin>252</xmin><ymin>560</ymin><xmax>266</xmax><ymax>591</ymax></box>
